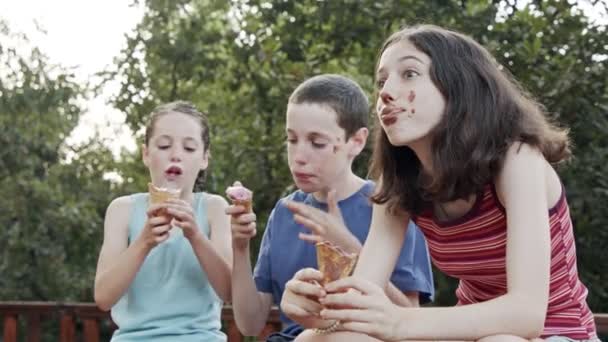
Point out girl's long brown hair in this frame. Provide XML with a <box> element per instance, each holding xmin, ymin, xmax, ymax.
<box><xmin>369</xmin><ymin>25</ymin><xmax>570</xmax><ymax>214</ymax></box>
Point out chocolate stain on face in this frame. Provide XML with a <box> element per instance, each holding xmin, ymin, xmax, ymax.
<box><xmin>408</xmin><ymin>90</ymin><xmax>416</xmax><ymax>103</ymax></box>
<box><xmin>333</xmin><ymin>137</ymin><xmax>342</xmax><ymax>154</ymax></box>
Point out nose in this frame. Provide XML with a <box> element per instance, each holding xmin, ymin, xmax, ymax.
<box><xmin>379</xmin><ymin>87</ymin><xmax>395</xmax><ymax>104</ymax></box>
<box><xmin>169</xmin><ymin>145</ymin><xmax>182</xmax><ymax>162</ymax></box>
<box><xmin>291</xmin><ymin>143</ymin><xmax>309</xmax><ymax>166</ymax></box>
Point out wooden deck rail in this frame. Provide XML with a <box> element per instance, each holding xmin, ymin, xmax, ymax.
<box><xmin>0</xmin><ymin>301</ymin><xmax>281</xmax><ymax>342</ymax></box>
<box><xmin>1</xmin><ymin>302</ymin><xmax>606</xmax><ymax>341</ymax></box>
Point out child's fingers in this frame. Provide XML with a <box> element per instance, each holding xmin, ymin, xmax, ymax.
<box><xmin>233</xmin><ymin>212</ymin><xmax>256</xmax><ymax>224</ymax></box>
<box><xmin>298</xmin><ymin>232</ymin><xmax>322</xmax><ymax>244</ymax></box>
<box><xmin>293</xmin><ymin>214</ymin><xmax>326</xmax><ymax>235</ymax></box>
<box><xmin>166</xmin><ymin>207</ymin><xmax>192</xmax><ymax>222</ymax></box>
<box><xmin>151</xmin><ymin>224</ymin><xmax>171</xmax><ymax>235</ymax></box>
<box><xmin>232</xmin><ymin>223</ymin><xmax>256</xmax><ymax>238</ymax></box>
<box><xmin>286</xmin><ymin>279</ymin><xmax>326</xmax><ymax>298</ymax></box>
<box><xmin>155</xmin><ymin>232</ymin><xmax>170</xmax><ymax>244</ymax></box>
<box><xmin>148</xmin><ymin>215</ymin><xmax>170</xmax><ymax>226</ymax></box>
<box><xmin>225</xmin><ymin>205</ymin><xmax>248</xmax><ymax>216</ymax></box>
<box><xmin>293</xmin><ymin>268</ymin><xmax>324</xmax><ymax>281</ymax></box>
<box><xmin>146</xmin><ymin>204</ymin><xmax>168</xmax><ymax>217</ymax></box>
<box><xmin>281</xmin><ymin>302</ymin><xmax>315</xmax><ymax>319</ymax></box>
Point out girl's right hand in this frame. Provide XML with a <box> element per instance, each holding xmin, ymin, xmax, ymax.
<box><xmin>281</xmin><ymin>268</ymin><xmax>326</xmax><ymax>320</ymax></box>
<box><xmin>225</xmin><ymin>203</ymin><xmax>257</xmax><ymax>251</ymax></box>
<box><xmin>138</xmin><ymin>204</ymin><xmax>172</xmax><ymax>249</ymax></box>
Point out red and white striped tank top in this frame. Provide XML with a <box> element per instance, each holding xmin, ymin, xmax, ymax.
<box><xmin>413</xmin><ymin>184</ymin><xmax>597</xmax><ymax>340</ymax></box>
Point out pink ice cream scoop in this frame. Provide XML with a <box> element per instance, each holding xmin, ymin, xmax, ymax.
<box><xmin>226</xmin><ymin>184</ymin><xmax>253</xmax><ymax>211</ymax></box>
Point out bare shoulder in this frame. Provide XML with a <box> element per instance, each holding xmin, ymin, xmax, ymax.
<box><xmin>496</xmin><ymin>143</ymin><xmax>561</xmax><ymax>208</ymax></box>
<box><xmin>203</xmin><ymin>193</ymin><xmax>229</xmax><ymax>212</ymax></box>
<box><xmin>504</xmin><ymin>142</ymin><xmax>544</xmax><ymax>163</ymax></box>
<box><xmin>106</xmin><ymin>195</ymin><xmax>134</xmax><ymax>221</ymax></box>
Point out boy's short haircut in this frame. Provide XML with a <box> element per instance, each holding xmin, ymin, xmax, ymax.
<box><xmin>288</xmin><ymin>74</ymin><xmax>369</xmax><ymax>139</ymax></box>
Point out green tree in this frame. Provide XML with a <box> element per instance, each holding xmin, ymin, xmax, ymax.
<box><xmin>0</xmin><ymin>21</ymin><xmax>119</xmax><ymax>301</ymax></box>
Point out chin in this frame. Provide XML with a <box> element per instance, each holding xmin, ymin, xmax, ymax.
<box><xmin>294</xmin><ymin>182</ymin><xmax>320</xmax><ymax>194</ymax></box>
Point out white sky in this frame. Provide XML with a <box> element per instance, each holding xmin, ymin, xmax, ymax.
<box><xmin>0</xmin><ymin>1</ymin><xmax>605</xmax><ymax>159</ymax></box>
<box><xmin>0</xmin><ymin>0</ymin><xmax>143</xmax><ymax>156</ymax></box>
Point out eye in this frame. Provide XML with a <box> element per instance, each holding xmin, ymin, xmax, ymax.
<box><xmin>184</xmin><ymin>146</ymin><xmax>196</xmax><ymax>152</ymax></box>
<box><xmin>375</xmin><ymin>78</ymin><xmax>386</xmax><ymax>89</ymax></box>
<box><xmin>158</xmin><ymin>145</ymin><xmax>170</xmax><ymax>150</ymax></box>
<box><xmin>285</xmin><ymin>136</ymin><xmax>297</xmax><ymax>145</ymax></box>
<box><xmin>311</xmin><ymin>141</ymin><xmax>327</xmax><ymax>149</ymax></box>
<box><xmin>403</xmin><ymin>69</ymin><xmax>420</xmax><ymax>79</ymax></box>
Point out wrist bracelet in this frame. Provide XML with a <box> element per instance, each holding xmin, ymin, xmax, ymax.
<box><xmin>312</xmin><ymin>320</ymin><xmax>341</xmax><ymax>335</ymax></box>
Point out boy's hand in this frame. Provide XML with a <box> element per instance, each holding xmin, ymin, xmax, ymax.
<box><xmin>285</xmin><ymin>190</ymin><xmax>361</xmax><ymax>254</ymax></box>
<box><xmin>281</xmin><ymin>268</ymin><xmax>326</xmax><ymax>319</ymax></box>
<box><xmin>225</xmin><ymin>182</ymin><xmax>256</xmax><ymax>251</ymax></box>
<box><xmin>165</xmin><ymin>199</ymin><xmax>200</xmax><ymax>241</ymax></box>
<box><xmin>138</xmin><ymin>204</ymin><xmax>172</xmax><ymax>248</ymax></box>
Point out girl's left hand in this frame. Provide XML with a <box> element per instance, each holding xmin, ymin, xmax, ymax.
<box><xmin>319</xmin><ymin>276</ymin><xmax>404</xmax><ymax>341</ymax></box>
<box><xmin>165</xmin><ymin>199</ymin><xmax>201</xmax><ymax>241</ymax></box>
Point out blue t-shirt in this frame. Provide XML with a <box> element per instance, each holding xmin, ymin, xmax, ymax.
<box><xmin>253</xmin><ymin>180</ymin><xmax>434</xmax><ymax>329</ymax></box>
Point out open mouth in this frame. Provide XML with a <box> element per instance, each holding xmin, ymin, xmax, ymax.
<box><xmin>165</xmin><ymin>166</ymin><xmax>183</xmax><ymax>176</ymax></box>
<box><xmin>381</xmin><ymin>115</ymin><xmax>398</xmax><ymax>126</ymax></box>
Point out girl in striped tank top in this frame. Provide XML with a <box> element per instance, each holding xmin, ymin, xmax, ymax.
<box><xmin>288</xmin><ymin>25</ymin><xmax>598</xmax><ymax>341</ymax></box>
<box><xmin>94</xmin><ymin>101</ymin><xmax>232</xmax><ymax>341</ymax></box>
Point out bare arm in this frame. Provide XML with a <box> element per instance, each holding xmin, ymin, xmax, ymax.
<box><xmin>353</xmin><ymin>200</ymin><xmax>410</xmax><ymax>291</ymax></box>
<box><xmin>323</xmin><ymin>144</ymin><xmax>552</xmax><ymax>340</ymax></box>
<box><xmin>183</xmin><ymin>194</ymin><xmax>233</xmax><ymax>302</ymax></box>
<box><xmin>226</xmin><ymin>198</ymin><xmax>274</xmax><ymax>336</ymax></box>
<box><xmin>232</xmin><ymin>245</ymin><xmax>274</xmax><ymax>335</ymax></box>
<box><xmin>94</xmin><ymin>196</ymin><xmax>170</xmax><ymax>311</ymax></box>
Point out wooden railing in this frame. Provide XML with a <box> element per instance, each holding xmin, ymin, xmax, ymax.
<box><xmin>0</xmin><ymin>301</ymin><xmax>281</xmax><ymax>342</ymax></box>
<box><xmin>1</xmin><ymin>302</ymin><xmax>607</xmax><ymax>341</ymax></box>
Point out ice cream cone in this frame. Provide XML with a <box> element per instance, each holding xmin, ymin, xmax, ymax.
<box><xmin>316</xmin><ymin>241</ymin><xmax>358</xmax><ymax>285</ymax></box>
<box><xmin>226</xmin><ymin>184</ymin><xmax>253</xmax><ymax>213</ymax></box>
<box><xmin>148</xmin><ymin>182</ymin><xmax>181</xmax><ymax>215</ymax></box>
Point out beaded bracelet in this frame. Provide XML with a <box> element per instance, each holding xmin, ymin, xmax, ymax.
<box><xmin>312</xmin><ymin>320</ymin><xmax>341</xmax><ymax>335</ymax></box>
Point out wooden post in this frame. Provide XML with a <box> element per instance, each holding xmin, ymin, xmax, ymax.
<box><xmin>27</xmin><ymin>313</ymin><xmax>41</xmax><ymax>342</ymax></box>
<box><xmin>59</xmin><ymin>313</ymin><xmax>75</xmax><ymax>342</ymax></box>
<box><xmin>83</xmin><ymin>318</ymin><xmax>100</xmax><ymax>342</ymax></box>
<box><xmin>226</xmin><ymin>320</ymin><xmax>243</xmax><ymax>342</ymax></box>
<box><xmin>3</xmin><ymin>314</ymin><xmax>18</xmax><ymax>342</ymax></box>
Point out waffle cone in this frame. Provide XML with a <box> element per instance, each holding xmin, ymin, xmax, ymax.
<box><xmin>148</xmin><ymin>183</ymin><xmax>181</xmax><ymax>216</ymax></box>
<box><xmin>232</xmin><ymin>199</ymin><xmax>252</xmax><ymax>213</ymax></box>
<box><xmin>316</xmin><ymin>241</ymin><xmax>357</xmax><ymax>285</ymax></box>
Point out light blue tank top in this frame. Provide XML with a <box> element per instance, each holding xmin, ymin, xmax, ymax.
<box><xmin>111</xmin><ymin>192</ymin><xmax>226</xmax><ymax>342</ymax></box>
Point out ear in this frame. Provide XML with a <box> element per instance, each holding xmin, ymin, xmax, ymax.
<box><xmin>142</xmin><ymin>143</ymin><xmax>150</xmax><ymax>167</ymax></box>
<box><xmin>347</xmin><ymin>127</ymin><xmax>369</xmax><ymax>158</ymax></box>
<box><xmin>200</xmin><ymin>149</ymin><xmax>210</xmax><ymax>170</ymax></box>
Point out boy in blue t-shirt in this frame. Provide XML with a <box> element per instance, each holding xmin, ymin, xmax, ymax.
<box><xmin>226</xmin><ymin>74</ymin><xmax>434</xmax><ymax>341</ymax></box>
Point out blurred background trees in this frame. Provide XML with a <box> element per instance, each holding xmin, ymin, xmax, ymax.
<box><xmin>1</xmin><ymin>0</ymin><xmax>607</xmax><ymax>316</ymax></box>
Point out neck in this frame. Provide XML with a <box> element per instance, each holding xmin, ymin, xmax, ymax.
<box><xmin>408</xmin><ymin>137</ymin><xmax>435</xmax><ymax>177</ymax></box>
<box><xmin>312</xmin><ymin>170</ymin><xmax>365</xmax><ymax>203</ymax></box>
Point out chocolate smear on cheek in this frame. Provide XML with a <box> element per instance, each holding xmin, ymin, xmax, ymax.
<box><xmin>407</xmin><ymin>90</ymin><xmax>416</xmax><ymax>118</ymax></box>
<box><xmin>333</xmin><ymin>137</ymin><xmax>342</xmax><ymax>154</ymax></box>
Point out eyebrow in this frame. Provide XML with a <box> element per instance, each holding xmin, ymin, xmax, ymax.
<box><xmin>155</xmin><ymin>135</ymin><xmax>199</xmax><ymax>143</ymax></box>
<box><xmin>377</xmin><ymin>55</ymin><xmax>426</xmax><ymax>75</ymax></box>
<box><xmin>286</xmin><ymin>129</ymin><xmax>331</xmax><ymax>140</ymax></box>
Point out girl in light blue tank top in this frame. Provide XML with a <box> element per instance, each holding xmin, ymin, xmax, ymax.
<box><xmin>94</xmin><ymin>102</ymin><xmax>232</xmax><ymax>342</ymax></box>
